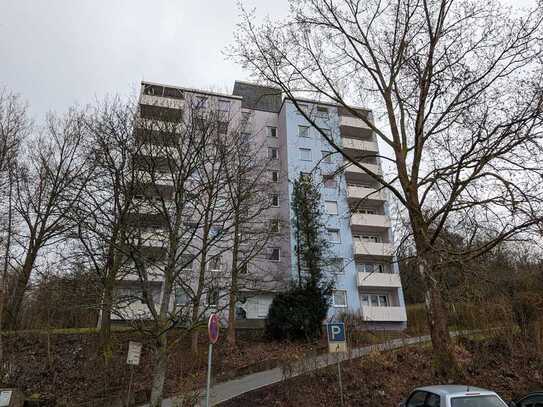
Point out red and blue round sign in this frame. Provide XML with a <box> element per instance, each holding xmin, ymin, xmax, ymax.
<box><xmin>208</xmin><ymin>313</ymin><xmax>220</xmax><ymax>344</ymax></box>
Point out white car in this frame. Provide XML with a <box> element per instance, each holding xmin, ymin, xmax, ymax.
<box><xmin>400</xmin><ymin>385</ymin><xmax>510</xmax><ymax>407</ymax></box>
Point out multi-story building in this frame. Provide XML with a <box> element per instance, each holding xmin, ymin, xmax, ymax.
<box><xmin>115</xmin><ymin>80</ymin><xmax>406</xmax><ymax>330</ymax></box>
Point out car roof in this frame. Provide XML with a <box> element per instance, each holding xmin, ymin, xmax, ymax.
<box><xmin>414</xmin><ymin>385</ymin><xmax>497</xmax><ymax>398</ymax></box>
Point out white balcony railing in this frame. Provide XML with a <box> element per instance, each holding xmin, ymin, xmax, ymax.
<box><xmin>357</xmin><ymin>272</ymin><xmax>402</xmax><ymax>288</ymax></box>
<box><xmin>353</xmin><ymin>241</ymin><xmax>393</xmax><ymax>257</ymax></box>
<box><xmin>140</xmin><ymin>94</ymin><xmax>184</xmax><ymax>110</ymax></box>
<box><xmin>350</xmin><ymin>213</ymin><xmax>390</xmax><ymax>229</ymax></box>
<box><xmin>361</xmin><ymin>305</ymin><xmax>407</xmax><ymax>322</ymax></box>
<box><xmin>344</xmin><ymin>162</ymin><xmax>380</xmax><ymax>176</ymax></box>
<box><xmin>340</xmin><ymin>115</ymin><xmax>371</xmax><ymax>129</ymax></box>
<box><xmin>342</xmin><ymin>138</ymin><xmax>378</xmax><ymax>152</ymax></box>
<box><xmin>347</xmin><ymin>186</ymin><xmax>386</xmax><ymax>201</ymax></box>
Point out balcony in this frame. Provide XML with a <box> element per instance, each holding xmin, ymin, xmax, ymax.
<box><xmin>351</xmin><ymin>213</ymin><xmax>390</xmax><ymax>229</ymax></box>
<box><xmin>347</xmin><ymin>185</ymin><xmax>386</xmax><ymax>202</ymax></box>
<box><xmin>342</xmin><ymin>138</ymin><xmax>378</xmax><ymax>153</ymax></box>
<box><xmin>353</xmin><ymin>241</ymin><xmax>393</xmax><ymax>257</ymax></box>
<box><xmin>340</xmin><ymin>115</ymin><xmax>371</xmax><ymax>129</ymax></box>
<box><xmin>344</xmin><ymin>162</ymin><xmax>380</xmax><ymax>176</ymax></box>
<box><xmin>140</xmin><ymin>94</ymin><xmax>184</xmax><ymax>110</ymax></box>
<box><xmin>357</xmin><ymin>272</ymin><xmax>402</xmax><ymax>288</ymax></box>
<box><xmin>361</xmin><ymin>305</ymin><xmax>407</xmax><ymax>322</ymax></box>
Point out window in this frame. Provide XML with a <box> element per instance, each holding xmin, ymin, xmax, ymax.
<box><xmin>208</xmin><ymin>256</ymin><xmax>222</xmax><ymax>271</ymax></box>
<box><xmin>328</xmin><ymin>229</ymin><xmax>341</xmax><ymax>243</ymax></box>
<box><xmin>407</xmin><ymin>391</ymin><xmax>428</xmax><ymax>407</ymax></box>
<box><xmin>353</xmin><ymin>207</ymin><xmax>377</xmax><ymax>214</ymax></box>
<box><xmin>517</xmin><ymin>394</ymin><xmax>543</xmax><ymax>407</ymax></box>
<box><xmin>239</xmin><ymin>263</ymin><xmax>248</xmax><ymax>274</ymax></box>
<box><xmin>210</xmin><ymin>226</ymin><xmax>223</xmax><ymax>238</ymax></box>
<box><xmin>268</xmin><ymin>247</ymin><xmax>280</xmax><ymax>262</ymax></box>
<box><xmin>268</xmin><ymin>126</ymin><xmax>278</xmax><ymax>138</ymax></box>
<box><xmin>325</xmin><ymin>200</ymin><xmax>338</xmax><ymax>215</ymax></box>
<box><xmin>317</xmin><ymin>106</ymin><xmax>329</xmax><ymax>118</ymax></box>
<box><xmin>328</xmin><ymin>258</ymin><xmax>344</xmax><ymax>274</ymax></box>
<box><xmin>354</xmin><ymin>234</ymin><xmax>381</xmax><ymax>243</ymax></box>
<box><xmin>296</xmin><ymin>103</ymin><xmax>309</xmax><ymax>115</ymax></box>
<box><xmin>299</xmin><ymin>148</ymin><xmax>312</xmax><ymax>161</ymax></box>
<box><xmin>180</xmin><ymin>256</ymin><xmax>194</xmax><ymax>272</ymax></box>
<box><xmin>268</xmin><ymin>147</ymin><xmax>279</xmax><ymax>160</ymax></box>
<box><xmin>451</xmin><ymin>396</ymin><xmax>508</xmax><ymax>407</ymax></box>
<box><xmin>361</xmin><ymin>294</ymin><xmax>390</xmax><ymax>307</ymax></box>
<box><xmin>241</xmin><ymin>132</ymin><xmax>251</xmax><ymax>143</ymax></box>
<box><xmin>218</xmin><ymin>100</ymin><xmax>230</xmax><ymax>112</ymax></box>
<box><xmin>271</xmin><ymin>170</ymin><xmax>279</xmax><ymax>182</ymax></box>
<box><xmin>195</xmin><ymin>96</ymin><xmax>208</xmax><ymax>109</ymax></box>
<box><xmin>321</xmin><ymin>128</ymin><xmax>332</xmax><ymax>142</ymax></box>
<box><xmin>174</xmin><ymin>287</ymin><xmax>189</xmax><ymax>306</ymax></box>
<box><xmin>298</xmin><ymin>125</ymin><xmax>310</xmax><ymax>138</ymax></box>
<box><xmin>332</xmin><ymin>290</ymin><xmax>347</xmax><ymax>307</ymax></box>
<box><xmin>270</xmin><ymin>218</ymin><xmax>280</xmax><ymax>233</ymax></box>
<box><xmin>323</xmin><ymin>175</ymin><xmax>337</xmax><ymax>189</ymax></box>
<box><xmin>207</xmin><ymin>287</ymin><xmax>219</xmax><ymax>307</ymax></box>
<box><xmin>270</xmin><ymin>193</ymin><xmax>279</xmax><ymax>207</ymax></box>
<box><xmin>359</xmin><ymin>263</ymin><xmax>386</xmax><ymax>273</ymax></box>
<box><xmin>321</xmin><ymin>151</ymin><xmax>332</xmax><ymax>163</ymax></box>
<box><xmin>218</xmin><ymin>121</ymin><xmax>228</xmax><ymax>134</ymax></box>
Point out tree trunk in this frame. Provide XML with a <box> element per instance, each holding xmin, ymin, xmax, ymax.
<box><xmin>418</xmin><ymin>254</ymin><xmax>459</xmax><ymax>379</ymax></box>
<box><xmin>4</xmin><ymin>246</ymin><xmax>38</xmax><ymax>330</ymax></box>
<box><xmin>98</xmin><ymin>280</ymin><xmax>114</xmax><ymax>361</ymax></box>
<box><xmin>227</xmin><ymin>217</ymin><xmax>240</xmax><ymax>348</ymax></box>
<box><xmin>149</xmin><ymin>333</ymin><xmax>168</xmax><ymax>407</ymax></box>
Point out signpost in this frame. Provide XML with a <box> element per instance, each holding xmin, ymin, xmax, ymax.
<box><xmin>126</xmin><ymin>341</ymin><xmax>142</xmax><ymax>406</ymax></box>
<box><xmin>327</xmin><ymin>322</ymin><xmax>347</xmax><ymax>407</ymax></box>
<box><xmin>206</xmin><ymin>313</ymin><xmax>220</xmax><ymax>407</ymax></box>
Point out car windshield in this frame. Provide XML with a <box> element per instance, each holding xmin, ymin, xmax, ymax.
<box><xmin>451</xmin><ymin>395</ymin><xmax>507</xmax><ymax>407</ymax></box>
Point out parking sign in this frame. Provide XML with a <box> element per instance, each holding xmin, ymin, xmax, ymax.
<box><xmin>327</xmin><ymin>322</ymin><xmax>347</xmax><ymax>353</ymax></box>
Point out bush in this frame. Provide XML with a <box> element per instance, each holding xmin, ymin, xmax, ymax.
<box><xmin>265</xmin><ymin>285</ymin><xmax>330</xmax><ymax>342</ymax></box>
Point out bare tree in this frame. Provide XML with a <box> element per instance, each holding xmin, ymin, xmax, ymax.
<box><xmin>232</xmin><ymin>0</ymin><xmax>543</xmax><ymax>376</ymax></box>
<box><xmin>73</xmin><ymin>97</ymin><xmax>143</xmax><ymax>357</ymax></box>
<box><xmin>222</xmin><ymin>125</ymin><xmax>279</xmax><ymax>348</ymax></box>
<box><xmin>4</xmin><ymin>110</ymin><xmax>91</xmax><ymax>330</ymax></box>
<box><xmin>0</xmin><ymin>88</ymin><xmax>29</xmax><ymax>363</ymax></box>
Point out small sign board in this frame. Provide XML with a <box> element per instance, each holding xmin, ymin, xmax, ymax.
<box><xmin>0</xmin><ymin>391</ymin><xmax>12</xmax><ymax>407</ymax></box>
<box><xmin>327</xmin><ymin>322</ymin><xmax>347</xmax><ymax>353</ymax></box>
<box><xmin>208</xmin><ymin>313</ymin><xmax>220</xmax><ymax>344</ymax></box>
<box><xmin>126</xmin><ymin>341</ymin><xmax>142</xmax><ymax>366</ymax></box>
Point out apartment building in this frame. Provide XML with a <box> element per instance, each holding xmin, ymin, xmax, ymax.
<box><xmin>115</xmin><ymin>80</ymin><xmax>406</xmax><ymax>330</ymax></box>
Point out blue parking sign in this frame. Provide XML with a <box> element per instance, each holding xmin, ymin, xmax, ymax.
<box><xmin>327</xmin><ymin>322</ymin><xmax>345</xmax><ymax>342</ymax></box>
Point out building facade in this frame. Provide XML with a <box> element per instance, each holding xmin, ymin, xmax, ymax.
<box><xmin>116</xmin><ymin>80</ymin><xmax>406</xmax><ymax>329</ymax></box>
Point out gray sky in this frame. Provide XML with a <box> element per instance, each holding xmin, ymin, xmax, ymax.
<box><xmin>0</xmin><ymin>0</ymin><xmax>288</xmax><ymax>120</ymax></box>
<box><xmin>0</xmin><ymin>0</ymin><xmax>535</xmax><ymax>121</ymax></box>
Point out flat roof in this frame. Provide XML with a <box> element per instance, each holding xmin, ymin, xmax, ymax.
<box><xmin>281</xmin><ymin>96</ymin><xmax>371</xmax><ymax>113</ymax></box>
<box><xmin>141</xmin><ymin>81</ymin><xmax>242</xmax><ymax>100</ymax></box>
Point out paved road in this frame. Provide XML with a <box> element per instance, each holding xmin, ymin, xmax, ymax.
<box><xmin>151</xmin><ymin>333</ymin><xmax>442</xmax><ymax>406</ymax></box>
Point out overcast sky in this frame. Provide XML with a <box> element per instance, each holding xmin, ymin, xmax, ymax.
<box><xmin>0</xmin><ymin>0</ymin><xmax>288</xmax><ymax>120</ymax></box>
<box><xmin>0</xmin><ymin>0</ymin><xmax>536</xmax><ymax>121</ymax></box>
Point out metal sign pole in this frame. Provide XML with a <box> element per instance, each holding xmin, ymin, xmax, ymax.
<box><xmin>206</xmin><ymin>342</ymin><xmax>213</xmax><ymax>407</ymax></box>
<box><xmin>126</xmin><ymin>365</ymin><xmax>134</xmax><ymax>407</ymax></box>
<box><xmin>336</xmin><ymin>345</ymin><xmax>344</xmax><ymax>407</ymax></box>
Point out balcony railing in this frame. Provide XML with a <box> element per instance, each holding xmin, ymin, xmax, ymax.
<box><xmin>361</xmin><ymin>305</ymin><xmax>407</xmax><ymax>322</ymax></box>
<box><xmin>347</xmin><ymin>185</ymin><xmax>385</xmax><ymax>201</ymax></box>
<box><xmin>350</xmin><ymin>213</ymin><xmax>390</xmax><ymax>229</ymax></box>
<box><xmin>340</xmin><ymin>115</ymin><xmax>371</xmax><ymax>129</ymax></box>
<box><xmin>140</xmin><ymin>94</ymin><xmax>184</xmax><ymax>110</ymax></box>
<box><xmin>353</xmin><ymin>241</ymin><xmax>393</xmax><ymax>257</ymax></box>
<box><xmin>344</xmin><ymin>162</ymin><xmax>380</xmax><ymax>176</ymax></box>
<box><xmin>342</xmin><ymin>138</ymin><xmax>378</xmax><ymax>152</ymax></box>
<box><xmin>357</xmin><ymin>272</ymin><xmax>402</xmax><ymax>288</ymax></box>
